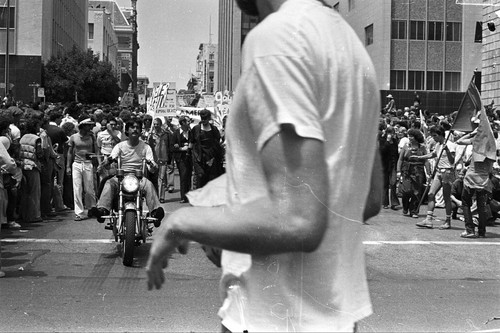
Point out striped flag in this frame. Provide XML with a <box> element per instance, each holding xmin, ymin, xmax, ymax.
<box><xmin>451</xmin><ymin>80</ymin><xmax>482</xmax><ymax>132</ymax></box>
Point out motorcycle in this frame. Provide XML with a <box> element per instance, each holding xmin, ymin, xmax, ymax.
<box><xmin>100</xmin><ymin>156</ymin><xmax>158</xmax><ymax>266</ymax></box>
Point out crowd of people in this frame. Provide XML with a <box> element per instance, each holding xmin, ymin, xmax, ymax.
<box><xmin>379</xmin><ymin>95</ymin><xmax>500</xmax><ymax>238</ymax></box>
<box><xmin>0</xmin><ymin>100</ymin><xmax>225</xmax><ymax>278</ymax></box>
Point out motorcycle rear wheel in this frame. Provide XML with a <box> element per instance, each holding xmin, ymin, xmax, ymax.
<box><xmin>123</xmin><ymin>211</ymin><xmax>136</xmax><ymax>266</ymax></box>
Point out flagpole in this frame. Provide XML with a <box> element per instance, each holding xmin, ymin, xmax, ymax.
<box><xmin>415</xmin><ymin>73</ymin><xmax>477</xmax><ymax>214</ymax></box>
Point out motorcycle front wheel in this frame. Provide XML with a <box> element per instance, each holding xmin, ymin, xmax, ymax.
<box><xmin>123</xmin><ymin>210</ymin><xmax>136</xmax><ymax>266</ymax></box>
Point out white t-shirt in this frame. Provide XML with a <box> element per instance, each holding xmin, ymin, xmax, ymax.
<box><xmin>110</xmin><ymin>140</ymin><xmax>153</xmax><ymax>173</ymax></box>
<box><xmin>435</xmin><ymin>141</ymin><xmax>456</xmax><ymax>169</ymax></box>
<box><xmin>97</xmin><ymin>130</ymin><xmax>122</xmax><ymax>155</ymax></box>
<box><xmin>219</xmin><ymin>0</ymin><xmax>378</xmax><ymax>331</ymax></box>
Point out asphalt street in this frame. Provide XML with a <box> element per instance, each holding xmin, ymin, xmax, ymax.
<box><xmin>0</xmin><ymin>179</ymin><xmax>499</xmax><ymax>332</ymax></box>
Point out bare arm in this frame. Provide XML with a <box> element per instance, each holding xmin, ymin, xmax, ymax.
<box><xmin>147</xmin><ymin>125</ymin><xmax>328</xmax><ymax>289</ymax></box>
<box><xmin>66</xmin><ymin>138</ymin><xmax>74</xmax><ymax>175</ymax></box>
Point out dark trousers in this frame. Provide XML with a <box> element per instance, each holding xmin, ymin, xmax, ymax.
<box><xmin>462</xmin><ymin>186</ymin><xmax>488</xmax><ymax>235</ymax></box>
<box><xmin>383</xmin><ymin>167</ymin><xmax>400</xmax><ymax>207</ymax></box>
<box><xmin>40</xmin><ymin>159</ymin><xmax>55</xmax><ymax>215</ymax></box>
<box><xmin>175</xmin><ymin>155</ymin><xmax>192</xmax><ymax>201</ymax></box>
<box><xmin>193</xmin><ymin>159</ymin><xmax>222</xmax><ymax>189</ymax></box>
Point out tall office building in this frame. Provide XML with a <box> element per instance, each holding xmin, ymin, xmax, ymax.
<box><xmin>482</xmin><ymin>1</ymin><xmax>500</xmax><ymax>104</ymax></box>
<box><xmin>328</xmin><ymin>0</ymin><xmax>482</xmax><ymax>113</ymax></box>
<box><xmin>88</xmin><ymin>0</ymin><xmax>135</xmax><ymax>98</ymax></box>
<box><xmin>196</xmin><ymin>43</ymin><xmax>218</xmax><ymax>94</ymax></box>
<box><xmin>0</xmin><ymin>0</ymin><xmax>88</xmax><ymax>102</ymax></box>
<box><xmin>217</xmin><ymin>0</ymin><xmax>258</xmax><ymax>92</ymax></box>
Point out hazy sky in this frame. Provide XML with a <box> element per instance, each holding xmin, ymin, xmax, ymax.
<box><xmin>115</xmin><ymin>0</ymin><xmax>219</xmax><ymax>89</ymax></box>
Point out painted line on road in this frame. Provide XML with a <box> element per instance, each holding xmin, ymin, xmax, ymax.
<box><xmin>1</xmin><ymin>238</ymin><xmax>115</xmax><ymax>244</ymax></box>
<box><xmin>363</xmin><ymin>241</ymin><xmax>500</xmax><ymax>245</ymax></box>
<box><xmin>1</xmin><ymin>239</ymin><xmax>499</xmax><ymax>246</ymax></box>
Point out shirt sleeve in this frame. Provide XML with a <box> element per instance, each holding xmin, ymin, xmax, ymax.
<box><xmin>145</xmin><ymin>144</ymin><xmax>154</xmax><ymax>162</ymax></box>
<box><xmin>68</xmin><ymin>135</ymin><xmax>74</xmax><ymax>147</ymax></box>
<box><xmin>110</xmin><ymin>143</ymin><xmax>120</xmax><ymax>160</ymax></box>
<box><xmin>243</xmin><ymin>55</ymin><xmax>324</xmax><ymax>152</ymax></box>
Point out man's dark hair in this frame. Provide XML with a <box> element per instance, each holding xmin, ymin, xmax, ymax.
<box><xmin>48</xmin><ymin>109</ymin><xmax>63</xmax><ymax>122</ymax></box>
<box><xmin>199</xmin><ymin>109</ymin><xmax>211</xmax><ymax>119</ymax></box>
<box><xmin>408</xmin><ymin>128</ymin><xmax>425</xmax><ymax>144</ymax></box>
<box><xmin>125</xmin><ymin>120</ymin><xmax>143</xmax><ymax>132</ymax></box>
<box><xmin>429</xmin><ymin>125</ymin><xmax>445</xmax><ymax>137</ymax></box>
<box><xmin>0</xmin><ymin>119</ymin><xmax>11</xmax><ymax>134</ymax></box>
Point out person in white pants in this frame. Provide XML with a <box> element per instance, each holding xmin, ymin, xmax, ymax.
<box><xmin>67</xmin><ymin>118</ymin><xmax>97</xmax><ymax>221</ymax></box>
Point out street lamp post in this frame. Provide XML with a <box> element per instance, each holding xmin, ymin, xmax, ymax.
<box><xmin>4</xmin><ymin>0</ymin><xmax>11</xmax><ymax>99</ymax></box>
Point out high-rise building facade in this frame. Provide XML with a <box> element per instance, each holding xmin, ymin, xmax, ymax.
<box><xmin>217</xmin><ymin>0</ymin><xmax>258</xmax><ymax>92</ymax></box>
<box><xmin>196</xmin><ymin>43</ymin><xmax>218</xmax><ymax>94</ymax></box>
<box><xmin>88</xmin><ymin>0</ymin><xmax>135</xmax><ymax>98</ymax></box>
<box><xmin>481</xmin><ymin>1</ymin><xmax>500</xmax><ymax>104</ymax></box>
<box><xmin>328</xmin><ymin>0</ymin><xmax>482</xmax><ymax>113</ymax></box>
<box><xmin>0</xmin><ymin>0</ymin><xmax>88</xmax><ymax>102</ymax></box>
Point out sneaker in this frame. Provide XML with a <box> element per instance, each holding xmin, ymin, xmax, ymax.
<box><xmin>411</xmin><ymin>214</ymin><xmax>419</xmax><ymax>218</ymax></box>
<box><xmin>460</xmin><ymin>231</ymin><xmax>477</xmax><ymax>238</ymax></box>
<box><xmin>7</xmin><ymin>221</ymin><xmax>21</xmax><ymax>229</ymax></box>
<box><xmin>438</xmin><ymin>222</ymin><xmax>451</xmax><ymax>230</ymax></box>
<box><xmin>383</xmin><ymin>205</ymin><xmax>389</xmax><ymax>209</ymax></box>
<box><xmin>402</xmin><ymin>210</ymin><xmax>409</xmax><ymax>216</ymax></box>
<box><xmin>416</xmin><ymin>217</ymin><xmax>433</xmax><ymax>229</ymax></box>
<box><xmin>150</xmin><ymin>207</ymin><xmax>164</xmax><ymax>228</ymax></box>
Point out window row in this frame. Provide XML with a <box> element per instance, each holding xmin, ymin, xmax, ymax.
<box><xmin>0</xmin><ymin>7</ymin><xmax>15</xmax><ymax>29</ymax></box>
<box><xmin>392</xmin><ymin>21</ymin><xmax>462</xmax><ymax>41</ymax></box>
<box><xmin>390</xmin><ymin>70</ymin><xmax>461</xmax><ymax>91</ymax></box>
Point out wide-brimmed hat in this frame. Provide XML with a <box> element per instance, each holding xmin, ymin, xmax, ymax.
<box><xmin>78</xmin><ymin>118</ymin><xmax>95</xmax><ymax>127</ymax></box>
<box><xmin>386</xmin><ymin>94</ymin><xmax>393</xmax><ymax>99</ymax></box>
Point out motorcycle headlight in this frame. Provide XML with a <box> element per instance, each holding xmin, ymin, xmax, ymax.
<box><xmin>122</xmin><ymin>174</ymin><xmax>139</xmax><ymax>193</ymax></box>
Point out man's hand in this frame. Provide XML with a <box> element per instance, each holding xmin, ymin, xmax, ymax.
<box><xmin>146</xmin><ymin>214</ymin><xmax>189</xmax><ymax>290</ymax></box>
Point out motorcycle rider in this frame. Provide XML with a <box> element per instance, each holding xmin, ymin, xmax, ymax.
<box><xmin>90</xmin><ymin>119</ymin><xmax>164</xmax><ymax>227</ymax></box>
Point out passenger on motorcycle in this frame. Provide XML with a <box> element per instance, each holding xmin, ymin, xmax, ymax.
<box><xmin>90</xmin><ymin>120</ymin><xmax>164</xmax><ymax>227</ymax></box>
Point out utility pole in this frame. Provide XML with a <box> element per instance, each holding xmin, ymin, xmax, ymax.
<box><xmin>131</xmin><ymin>0</ymin><xmax>138</xmax><ymax>106</ymax></box>
<box><xmin>4</xmin><ymin>0</ymin><xmax>10</xmax><ymax>99</ymax></box>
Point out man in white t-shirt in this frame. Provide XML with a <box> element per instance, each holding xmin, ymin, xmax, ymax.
<box><xmin>146</xmin><ymin>0</ymin><xmax>381</xmax><ymax>331</ymax></box>
<box><xmin>90</xmin><ymin>120</ymin><xmax>164</xmax><ymax>227</ymax></box>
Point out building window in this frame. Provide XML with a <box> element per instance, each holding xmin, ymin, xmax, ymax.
<box><xmin>408</xmin><ymin>71</ymin><xmax>424</xmax><ymax>90</ymax></box>
<box><xmin>410</xmin><ymin>21</ymin><xmax>425</xmax><ymax>40</ymax></box>
<box><xmin>0</xmin><ymin>6</ymin><xmax>15</xmax><ymax>28</ymax></box>
<box><xmin>428</xmin><ymin>21</ymin><xmax>444</xmax><ymax>41</ymax></box>
<box><xmin>88</xmin><ymin>23</ymin><xmax>94</xmax><ymax>40</ymax></box>
<box><xmin>365</xmin><ymin>24</ymin><xmax>374</xmax><ymax>46</ymax></box>
<box><xmin>446</xmin><ymin>22</ymin><xmax>462</xmax><ymax>41</ymax></box>
<box><xmin>390</xmin><ymin>70</ymin><xmax>406</xmax><ymax>90</ymax></box>
<box><xmin>474</xmin><ymin>21</ymin><xmax>482</xmax><ymax>43</ymax></box>
<box><xmin>445</xmin><ymin>72</ymin><xmax>461</xmax><ymax>91</ymax></box>
<box><xmin>426</xmin><ymin>71</ymin><xmax>443</xmax><ymax>91</ymax></box>
<box><xmin>333</xmin><ymin>2</ymin><xmax>339</xmax><ymax>11</ymax></box>
<box><xmin>391</xmin><ymin>20</ymin><xmax>407</xmax><ymax>39</ymax></box>
<box><xmin>348</xmin><ymin>0</ymin><xmax>355</xmax><ymax>11</ymax></box>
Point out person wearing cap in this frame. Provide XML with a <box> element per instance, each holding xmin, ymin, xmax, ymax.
<box><xmin>67</xmin><ymin>116</ymin><xmax>98</xmax><ymax>221</ymax></box>
<box><xmin>384</xmin><ymin>94</ymin><xmax>396</xmax><ymax>114</ymax></box>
